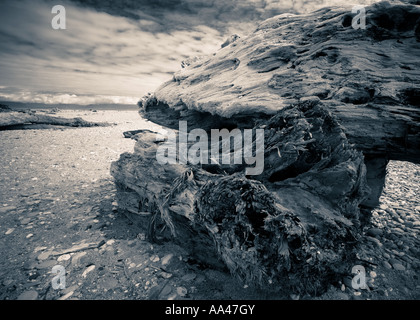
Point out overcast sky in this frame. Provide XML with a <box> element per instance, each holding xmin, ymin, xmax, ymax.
<box><xmin>0</xmin><ymin>0</ymin><xmax>378</xmax><ymax>105</ymax></box>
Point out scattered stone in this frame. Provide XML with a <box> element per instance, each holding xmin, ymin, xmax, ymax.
<box><xmin>137</xmin><ymin>233</ymin><xmax>146</xmax><ymax>241</ymax></box>
<box><xmin>389</xmin><ymin>258</ymin><xmax>401</xmax><ymax>266</ymax></box>
<box><xmin>37</xmin><ymin>251</ymin><xmax>51</xmax><ymax>261</ymax></box>
<box><xmin>106</xmin><ymin>239</ymin><xmax>115</xmax><ymax>246</ymax></box>
<box><xmin>181</xmin><ymin>273</ymin><xmax>197</xmax><ymax>282</ymax></box>
<box><xmin>379</xmin><ymin>204</ymin><xmax>388</xmax><ymax>210</ymax></box>
<box><xmin>63</xmin><ymin>285</ymin><xmax>79</xmax><ymax>295</ymax></box>
<box><xmin>37</xmin><ymin>260</ymin><xmax>57</xmax><ymax>269</ymax></box>
<box><xmin>150</xmin><ymin>255</ymin><xmax>160</xmax><ymax>263</ymax></box>
<box><xmin>101</xmin><ymin>277</ymin><xmax>119</xmax><ymax>290</ymax></box>
<box><xmin>161</xmin><ymin>253</ymin><xmax>174</xmax><ymax>266</ymax></box>
<box><xmin>26</xmin><ymin>233</ymin><xmax>34</xmax><ymax>239</ymax></box>
<box><xmin>161</xmin><ymin>272</ymin><xmax>173</xmax><ymax>279</ymax></box>
<box><xmin>34</xmin><ymin>246</ymin><xmax>48</xmax><ymax>253</ymax></box>
<box><xmin>167</xmin><ymin>293</ymin><xmax>178</xmax><ymax>300</ymax></box>
<box><xmin>71</xmin><ymin>252</ymin><xmax>87</xmax><ymax>266</ymax></box>
<box><xmin>393</xmin><ymin>227</ymin><xmax>404</xmax><ymax>234</ymax></box>
<box><xmin>290</xmin><ymin>293</ymin><xmax>300</xmax><ymax>300</ymax></box>
<box><xmin>336</xmin><ymin>292</ymin><xmax>349</xmax><ymax>300</ymax></box>
<box><xmin>0</xmin><ymin>206</ymin><xmax>17</xmax><ymax>214</ymax></box>
<box><xmin>82</xmin><ymin>265</ymin><xmax>95</xmax><ymax>278</ymax></box>
<box><xmin>366</xmin><ymin>236</ymin><xmax>382</xmax><ymax>247</ymax></box>
<box><xmin>5</xmin><ymin>228</ymin><xmax>15</xmax><ymax>235</ymax></box>
<box><xmin>3</xmin><ymin>279</ymin><xmax>13</xmax><ymax>287</ymax></box>
<box><xmin>159</xmin><ymin>283</ymin><xmax>173</xmax><ymax>298</ymax></box>
<box><xmin>17</xmin><ymin>290</ymin><xmax>38</xmax><ymax>300</ymax></box>
<box><xmin>57</xmin><ymin>254</ymin><xmax>71</xmax><ymax>262</ymax></box>
<box><xmin>176</xmin><ymin>286</ymin><xmax>188</xmax><ymax>297</ymax></box>
<box><xmin>366</xmin><ymin>228</ymin><xmax>383</xmax><ymax>238</ymax></box>
<box><xmin>20</xmin><ymin>218</ymin><xmax>31</xmax><ymax>225</ymax></box>
<box><xmin>393</xmin><ymin>263</ymin><xmax>406</xmax><ymax>271</ymax></box>
<box><xmin>58</xmin><ymin>291</ymin><xmax>74</xmax><ymax>300</ymax></box>
<box><xmin>382</xmin><ymin>261</ymin><xmax>392</xmax><ymax>269</ymax></box>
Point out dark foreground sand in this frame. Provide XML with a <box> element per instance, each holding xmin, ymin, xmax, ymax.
<box><xmin>0</xmin><ymin>109</ymin><xmax>419</xmax><ymax>300</ymax></box>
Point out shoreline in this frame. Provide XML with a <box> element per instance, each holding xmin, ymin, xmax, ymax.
<box><xmin>0</xmin><ymin>101</ymin><xmax>139</xmax><ymax>112</ymax></box>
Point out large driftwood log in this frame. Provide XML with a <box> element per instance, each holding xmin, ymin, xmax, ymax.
<box><xmin>111</xmin><ymin>1</ymin><xmax>420</xmax><ymax>295</ymax></box>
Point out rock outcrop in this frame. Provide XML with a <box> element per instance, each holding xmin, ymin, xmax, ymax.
<box><xmin>111</xmin><ymin>1</ymin><xmax>420</xmax><ymax>295</ymax></box>
<box><xmin>0</xmin><ymin>110</ymin><xmax>109</xmax><ymax>129</ymax></box>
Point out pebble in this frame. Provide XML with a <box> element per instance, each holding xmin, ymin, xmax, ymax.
<box><xmin>58</xmin><ymin>291</ymin><xmax>74</xmax><ymax>301</ymax></box>
<box><xmin>366</xmin><ymin>236</ymin><xmax>382</xmax><ymax>247</ymax></box>
<box><xmin>404</xmin><ymin>221</ymin><xmax>414</xmax><ymax>228</ymax></box>
<box><xmin>71</xmin><ymin>252</ymin><xmax>87</xmax><ymax>266</ymax></box>
<box><xmin>413</xmin><ymin>221</ymin><xmax>420</xmax><ymax>228</ymax></box>
<box><xmin>159</xmin><ymin>284</ymin><xmax>172</xmax><ymax>298</ymax></box>
<box><xmin>37</xmin><ymin>260</ymin><xmax>57</xmax><ymax>269</ymax></box>
<box><xmin>26</xmin><ymin>233</ymin><xmax>34</xmax><ymax>239</ymax></box>
<box><xmin>17</xmin><ymin>290</ymin><xmax>38</xmax><ymax>300</ymax></box>
<box><xmin>34</xmin><ymin>246</ymin><xmax>48</xmax><ymax>253</ymax></box>
<box><xmin>366</xmin><ymin>228</ymin><xmax>383</xmax><ymax>238</ymax></box>
<box><xmin>3</xmin><ymin>279</ymin><xmax>13</xmax><ymax>287</ymax></box>
<box><xmin>150</xmin><ymin>255</ymin><xmax>160</xmax><ymax>263</ymax></box>
<box><xmin>181</xmin><ymin>273</ymin><xmax>197</xmax><ymax>282</ymax></box>
<box><xmin>82</xmin><ymin>265</ymin><xmax>95</xmax><ymax>278</ymax></box>
<box><xmin>161</xmin><ymin>254</ymin><xmax>174</xmax><ymax>266</ymax></box>
<box><xmin>37</xmin><ymin>251</ymin><xmax>51</xmax><ymax>261</ymax></box>
<box><xmin>5</xmin><ymin>228</ymin><xmax>15</xmax><ymax>235</ymax></box>
<box><xmin>389</xmin><ymin>258</ymin><xmax>401</xmax><ymax>266</ymax></box>
<box><xmin>0</xmin><ymin>206</ymin><xmax>17</xmax><ymax>214</ymax></box>
<box><xmin>379</xmin><ymin>204</ymin><xmax>388</xmax><ymax>210</ymax></box>
<box><xmin>167</xmin><ymin>293</ymin><xmax>178</xmax><ymax>300</ymax></box>
<box><xmin>336</xmin><ymin>292</ymin><xmax>349</xmax><ymax>300</ymax></box>
<box><xmin>21</xmin><ymin>218</ymin><xmax>32</xmax><ymax>225</ymax></box>
<box><xmin>176</xmin><ymin>286</ymin><xmax>188</xmax><ymax>297</ymax></box>
<box><xmin>393</xmin><ymin>227</ymin><xmax>404</xmax><ymax>234</ymax></box>
<box><xmin>57</xmin><ymin>254</ymin><xmax>71</xmax><ymax>262</ymax></box>
<box><xmin>393</xmin><ymin>263</ymin><xmax>406</xmax><ymax>271</ymax></box>
<box><xmin>382</xmin><ymin>261</ymin><xmax>392</xmax><ymax>269</ymax></box>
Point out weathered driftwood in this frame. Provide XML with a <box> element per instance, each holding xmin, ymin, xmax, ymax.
<box><xmin>111</xmin><ymin>2</ymin><xmax>420</xmax><ymax>295</ymax></box>
<box><xmin>0</xmin><ymin>111</ymin><xmax>108</xmax><ymax>129</ymax></box>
